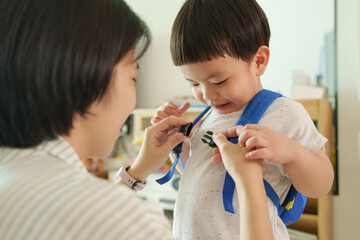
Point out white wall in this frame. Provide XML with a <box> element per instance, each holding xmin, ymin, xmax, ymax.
<box><xmin>258</xmin><ymin>0</ymin><xmax>334</xmax><ymax>96</ymax></box>
<box><xmin>126</xmin><ymin>0</ymin><xmax>188</xmax><ymax>109</ymax></box>
<box><xmin>334</xmin><ymin>0</ymin><xmax>360</xmax><ymax>238</ymax></box>
<box><xmin>126</xmin><ymin>0</ymin><xmax>334</xmax><ymax>108</ymax></box>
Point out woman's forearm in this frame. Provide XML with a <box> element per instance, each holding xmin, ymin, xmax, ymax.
<box><xmin>234</xmin><ymin>175</ymin><xmax>274</xmax><ymax>240</ymax></box>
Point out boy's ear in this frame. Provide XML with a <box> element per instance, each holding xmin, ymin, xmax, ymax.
<box><xmin>253</xmin><ymin>46</ymin><xmax>270</xmax><ymax>76</ymax></box>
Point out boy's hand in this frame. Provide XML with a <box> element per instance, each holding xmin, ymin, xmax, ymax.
<box><xmin>151</xmin><ymin>101</ymin><xmax>191</xmax><ymax>124</ymax></box>
<box><xmin>237</xmin><ymin>124</ymin><xmax>295</xmax><ymax>165</ymax></box>
<box><xmin>212</xmin><ymin>124</ymin><xmax>295</xmax><ymax>165</ymax></box>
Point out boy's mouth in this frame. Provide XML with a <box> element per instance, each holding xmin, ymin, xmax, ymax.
<box><xmin>213</xmin><ymin>103</ymin><xmax>230</xmax><ymax>110</ymax></box>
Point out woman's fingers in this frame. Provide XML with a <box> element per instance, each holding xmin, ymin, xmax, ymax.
<box><xmin>155</xmin><ymin>116</ymin><xmax>190</xmax><ymax>131</ymax></box>
<box><xmin>212</xmin><ymin>154</ymin><xmax>222</xmax><ymax>163</ymax></box>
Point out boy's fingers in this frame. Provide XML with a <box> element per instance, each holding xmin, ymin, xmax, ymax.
<box><xmin>219</xmin><ymin>126</ymin><xmax>244</xmax><ymax>138</ymax></box>
<box><xmin>177</xmin><ymin>102</ymin><xmax>191</xmax><ymax>116</ymax></box>
<box><xmin>246</xmin><ymin>148</ymin><xmax>269</xmax><ymax>160</ymax></box>
<box><xmin>168</xmin><ymin>101</ymin><xmax>179</xmax><ymax>109</ymax></box>
<box><xmin>164</xmin><ymin>106</ymin><xmax>178</xmax><ymax>116</ymax></box>
<box><xmin>150</xmin><ymin>117</ymin><xmax>158</xmax><ymax>124</ymax></box>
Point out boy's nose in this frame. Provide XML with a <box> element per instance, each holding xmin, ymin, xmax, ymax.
<box><xmin>202</xmin><ymin>87</ymin><xmax>218</xmax><ymax>100</ymax></box>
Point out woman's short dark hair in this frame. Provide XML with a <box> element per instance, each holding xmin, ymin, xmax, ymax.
<box><xmin>170</xmin><ymin>0</ymin><xmax>270</xmax><ymax>66</ymax></box>
<box><xmin>0</xmin><ymin>0</ymin><xmax>151</xmax><ymax>148</ymax></box>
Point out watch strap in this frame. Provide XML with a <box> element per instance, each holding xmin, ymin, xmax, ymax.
<box><xmin>117</xmin><ymin>165</ymin><xmax>146</xmax><ymax>191</ymax></box>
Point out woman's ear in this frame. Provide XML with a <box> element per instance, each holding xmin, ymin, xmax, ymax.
<box><xmin>253</xmin><ymin>46</ymin><xmax>270</xmax><ymax>76</ymax></box>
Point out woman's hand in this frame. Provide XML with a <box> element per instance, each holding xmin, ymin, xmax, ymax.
<box><xmin>150</xmin><ymin>101</ymin><xmax>192</xmax><ymax>173</ymax></box>
<box><xmin>212</xmin><ymin>132</ymin><xmax>263</xmax><ymax>183</ymax></box>
<box><xmin>127</xmin><ymin>116</ymin><xmax>190</xmax><ymax>181</ymax></box>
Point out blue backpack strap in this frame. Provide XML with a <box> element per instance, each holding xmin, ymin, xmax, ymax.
<box><xmin>156</xmin><ymin>106</ymin><xmax>211</xmax><ymax>184</ymax></box>
<box><xmin>279</xmin><ymin>185</ymin><xmax>307</xmax><ymax>226</ymax></box>
<box><xmin>221</xmin><ymin>89</ymin><xmax>282</xmax><ymax>213</ymax></box>
<box><xmin>235</xmin><ymin>89</ymin><xmax>283</xmax><ymax>125</ymax></box>
<box><xmin>263</xmin><ymin>179</ymin><xmax>284</xmax><ymax>214</ymax></box>
<box><xmin>262</xmin><ymin>179</ymin><xmax>307</xmax><ymax>226</ymax></box>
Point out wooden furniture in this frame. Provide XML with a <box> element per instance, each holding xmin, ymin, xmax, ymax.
<box><xmin>287</xmin><ymin>99</ymin><xmax>334</xmax><ymax>240</ymax></box>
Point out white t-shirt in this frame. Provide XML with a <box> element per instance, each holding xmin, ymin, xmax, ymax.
<box><xmin>173</xmin><ymin>97</ymin><xmax>327</xmax><ymax>240</ymax></box>
<box><xmin>0</xmin><ymin>138</ymin><xmax>176</xmax><ymax>240</ymax></box>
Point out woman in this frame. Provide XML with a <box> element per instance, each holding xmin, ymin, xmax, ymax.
<box><xmin>0</xmin><ymin>0</ymin><xmax>272</xmax><ymax>239</ymax></box>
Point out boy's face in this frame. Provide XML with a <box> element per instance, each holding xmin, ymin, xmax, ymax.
<box><xmin>179</xmin><ymin>54</ymin><xmax>263</xmax><ymax>114</ymax></box>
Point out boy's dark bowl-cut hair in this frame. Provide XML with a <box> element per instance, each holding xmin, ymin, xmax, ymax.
<box><xmin>171</xmin><ymin>0</ymin><xmax>270</xmax><ymax>66</ymax></box>
<box><xmin>0</xmin><ymin>0</ymin><xmax>151</xmax><ymax>148</ymax></box>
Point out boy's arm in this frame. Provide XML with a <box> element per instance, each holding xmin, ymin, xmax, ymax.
<box><xmin>237</xmin><ymin>124</ymin><xmax>334</xmax><ymax>198</ymax></box>
<box><xmin>283</xmin><ymin>144</ymin><xmax>333</xmax><ymax>198</ymax></box>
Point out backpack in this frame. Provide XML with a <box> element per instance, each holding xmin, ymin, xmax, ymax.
<box><xmin>156</xmin><ymin>89</ymin><xmax>307</xmax><ymax>226</ymax></box>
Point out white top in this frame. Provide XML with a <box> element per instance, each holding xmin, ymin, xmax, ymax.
<box><xmin>0</xmin><ymin>138</ymin><xmax>176</xmax><ymax>240</ymax></box>
<box><xmin>173</xmin><ymin>97</ymin><xmax>327</xmax><ymax>240</ymax></box>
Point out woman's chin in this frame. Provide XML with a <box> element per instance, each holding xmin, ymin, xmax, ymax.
<box><xmin>84</xmin><ymin>146</ymin><xmax>114</xmax><ymax>159</ymax></box>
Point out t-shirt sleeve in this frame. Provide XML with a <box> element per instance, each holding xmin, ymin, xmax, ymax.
<box><xmin>259</xmin><ymin>97</ymin><xmax>327</xmax><ymax>154</ymax></box>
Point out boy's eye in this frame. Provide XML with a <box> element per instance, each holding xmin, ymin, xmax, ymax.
<box><xmin>214</xmin><ymin>79</ymin><xmax>228</xmax><ymax>86</ymax></box>
<box><xmin>190</xmin><ymin>82</ymin><xmax>199</xmax><ymax>87</ymax></box>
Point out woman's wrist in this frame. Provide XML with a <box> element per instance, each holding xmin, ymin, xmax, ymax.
<box><xmin>236</xmin><ymin>174</ymin><xmax>264</xmax><ymax>194</ymax></box>
<box><xmin>117</xmin><ymin>165</ymin><xmax>146</xmax><ymax>190</ymax></box>
<box><xmin>230</xmin><ymin>159</ymin><xmax>263</xmax><ymax>185</ymax></box>
<box><xmin>126</xmin><ymin>163</ymin><xmax>150</xmax><ymax>182</ymax></box>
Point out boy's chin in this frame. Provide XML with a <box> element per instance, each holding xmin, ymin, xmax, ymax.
<box><xmin>213</xmin><ymin>104</ymin><xmax>242</xmax><ymax>114</ymax></box>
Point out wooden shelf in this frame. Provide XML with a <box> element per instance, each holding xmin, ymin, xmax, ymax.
<box><xmin>289</xmin><ymin>213</ymin><xmax>318</xmax><ymax>234</ymax></box>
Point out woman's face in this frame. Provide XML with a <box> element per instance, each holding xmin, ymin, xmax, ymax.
<box><xmin>65</xmin><ymin>49</ymin><xmax>138</xmax><ymax>158</ymax></box>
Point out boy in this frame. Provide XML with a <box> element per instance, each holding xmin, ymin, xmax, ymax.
<box><xmin>152</xmin><ymin>0</ymin><xmax>334</xmax><ymax>239</ymax></box>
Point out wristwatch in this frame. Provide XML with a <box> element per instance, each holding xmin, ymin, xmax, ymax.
<box><xmin>117</xmin><ymin>165</ymin><xmax>146</xmax><ymax>191</ymax></box>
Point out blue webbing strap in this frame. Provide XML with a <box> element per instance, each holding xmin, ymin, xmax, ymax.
<box><xmin>263</xmin><ymin>179</ymin><xmax>283</xmax><ymax>214</ymax></box>
<box><xmin>156</xmin><ymin>153</ymin><xmax>181</xmax><ymax>184</ymax></box>
<box><xmin>156</xmin><ymin>106</ymin><xmax>211</xmax><ymax>185</ymax></box>
<box><xmin>221</xmin><ymin>89</ymin><xmax>282</xmax><ymax>213</ymax></box>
